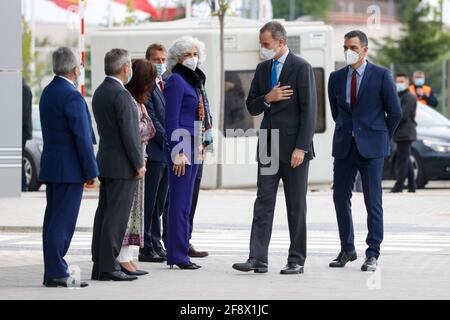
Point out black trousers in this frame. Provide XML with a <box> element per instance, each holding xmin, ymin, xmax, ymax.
<box><xmin>189</xmin><ymin>161</ymin><xmax>203</xmax><ymax>240</ymax></box>
<box><xmin>91</xmin><ymin>178</ymin><xmax>137</xmax><ymax>274</ymax></box>
<box><xmin>393</xmin><ymin>140</ymin><xmax>415</xmax><ymax>191</ymax></box>
<box><xmin>249</xmin><ymin>160</ymin><xmax>310</xmax><ymax>265</ymax></box>
<box><xmin>141</xmin><ymin>161</ymin><xmax>169</xmax><ymax>254</ymax></box>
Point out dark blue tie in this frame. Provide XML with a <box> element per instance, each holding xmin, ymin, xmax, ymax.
<box><xmin>271</xmin><ymin>60</ymin><xmax>280</xmax><ymax>88</ymax></box>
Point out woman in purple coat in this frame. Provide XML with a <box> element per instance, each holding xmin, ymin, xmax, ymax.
<box><xmin>164</xmin><ymin>36</ymin><xmax>213</xmax><ymax>270</ymax></box>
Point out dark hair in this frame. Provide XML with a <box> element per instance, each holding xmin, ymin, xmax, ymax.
<box><xmin>125</xmin><ymin>59</ymin><xmax>157</xmax><ymax>104</ymax></box>
<box><xmin>145</xmin><ymin>43</ymin><xmax>167</xmax><ymax>60</ymax></box>
<box><xmin>259</xmin><ymin>21</ymin><xmax>287</xmax><ymax>40</ymax></box>
<box><xmin>396</xmin><ymin>72</ymin><xmax>409</xmax><ymax>79</ymax></box>
<box><xmin>344</xmin><ymin>30</ymin><xmax>369</xmax><ymax>47</ymax></box>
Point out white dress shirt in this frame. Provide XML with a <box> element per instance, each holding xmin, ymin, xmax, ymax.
<box><xmin>57</xmin><ymin>75</ymin><xmax>75</xmax><ymax>88</ymax></box>
<box><xmin>273</xmin><ymin>48</ymin><xmax>290</xmax><ymax>84</ymax></box>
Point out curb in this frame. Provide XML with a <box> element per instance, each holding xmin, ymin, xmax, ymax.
<box><xmin>0</xmin><ymin>226</ymin><xmax>93</xmax><ymax>233</ymax></box>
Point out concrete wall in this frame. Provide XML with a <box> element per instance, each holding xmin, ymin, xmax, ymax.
<box><xmin>0</xmin><ymin>0</ymin><xmax>22</xmax><ymax>197</ymax></box>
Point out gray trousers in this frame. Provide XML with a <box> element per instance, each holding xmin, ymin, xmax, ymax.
<box><xmin>92</xmin><ymin>178</ymin><xmax>138</xmax><ymax>273</ymax></box>
<box><xmin>249</xmin><ymin>160</ymin><xmax>310</xmax><ymax>265</ymax></box>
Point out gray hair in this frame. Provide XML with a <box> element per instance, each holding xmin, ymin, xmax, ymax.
<box><xmin>259</xmin><ymin>21</ymin><xmax>287</xmax><ymax>41</ymax></box>
<box><xmin>52</xmin><ymin>47</ymin><xmax>78</xmax><ymax>76</ymax></box>
<box><xmin>104</xmin><ymin>48</ymin><xmax>131</xmax><ymax>76</ymax></box>
<box><xmin>167</xmin><ymin>36</ymin><xmax>206</xmax><ymax>72</ymax></box>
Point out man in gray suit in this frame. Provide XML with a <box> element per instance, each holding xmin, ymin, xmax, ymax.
<box><xmin>232</xmin><ymin>21</ymin><xmax>317</xmax><ymax>275</ymax></box>
<box><xmin>91</xmin><ymin>49</ymin><xmax>146</xmax><ymax>281</ymax></box>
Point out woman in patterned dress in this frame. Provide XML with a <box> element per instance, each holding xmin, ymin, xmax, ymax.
<box><xmin>118</xmin><ymin>59</ymin><xmax>156</xmax><ymax>275</ymax></box>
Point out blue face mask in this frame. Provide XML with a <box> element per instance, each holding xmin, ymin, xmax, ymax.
<box><xmin>396</xmin><ymin>83</ymin><xmax>408</xmax><ymax>92</ymax></box>
<box><xmin>415</xmin><ymin>78</ymin><xmax>425</xmax><ymax>86</ymax></box>
<box><xmin>155</xmin><ymin>63</ymin><xmax>167</xmax><ymax>77</ymax></box>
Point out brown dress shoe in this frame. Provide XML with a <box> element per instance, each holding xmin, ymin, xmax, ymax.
<box><xmin>188</xmin><ymin>243</ymin><xmax>209</xmax><ymax>258</ymax></box>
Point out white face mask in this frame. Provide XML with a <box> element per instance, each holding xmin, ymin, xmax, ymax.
<box><xmin>260</xmin><ymin>47</ymin><xmax>278</xmax><ymax>60</ymax></box>
<box><xmin>182</xmin><ymin>57</ymin><xmax>198</xmax><ymax>71</ymax></box>
<box><xmin>155</xmin><ymin>63</ymin><xmax>167</xmax><ymax>77</ymax></box>
<box><xmin>345</xmin><ymin>49</ymin><xmax>361</xmax><ymax>65</ymax></box>
<box><xmin>396</xmin><ymin>83</ymin><xmax>408</xmax><ymax>92</ymax></box>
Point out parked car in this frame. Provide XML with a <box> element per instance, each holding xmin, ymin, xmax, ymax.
<box><xmin>23</xmin><ymin>106</ymin><xmax>42</xmax><ymax>191</ymax></box>
<box><xmin>383</xmin><ymin>103</ymin><xmax>450</xmax><ymax>188</ymax></box>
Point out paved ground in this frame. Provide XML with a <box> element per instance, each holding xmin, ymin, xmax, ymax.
<box><xmin>0</xmin><ymin>181</ymin><xmax>449</xmax><ymax>299</ymax></box>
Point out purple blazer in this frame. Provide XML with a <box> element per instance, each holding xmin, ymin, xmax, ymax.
<box><xmin>164</xmin><ymin>71</ymin><xmax>199</xmax><ymax>155</ymax></box>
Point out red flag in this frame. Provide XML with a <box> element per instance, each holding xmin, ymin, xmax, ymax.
<box><xmin>114</xmin><ymin>0</ymin><xmax>161</xmax><ymax>19</ymax></box>
<box><xmin>51</xmin><ymin>0</ymin><xmax>79</xmax><ymax>12</ymax></box>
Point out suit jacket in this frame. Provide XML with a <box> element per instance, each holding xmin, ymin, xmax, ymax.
<box><xmin>328</xmin><ymin>61</ymin><xmax>402</xmax><ymax>159</ymax></box>
<box><xmin>145</xmin><ymin>85</ymin><xmax>166</xmax><ymax>162</ymax></box>
<box><xmin>39</xmin><ymin>76</ymin><xmax>98</xmax><ymax>183</ymax></box>
<box><xmin>22</xmin><ymin>79</ymin><xmax>33</xmax><ymax>143</ymax></box>
<box><xmin>92</xmin><ymin>77</ymin><xmax>143</xmax><ymax>180</ymax></box>
<box><xmin>164</xmin><ymin>70</ymin><xmax>199</xmax><ymax>154</ymax></box>
<box><xmin>394</xmin><ymin>90</ymin><xmax>417</xmax><ymax>142</ymax></box>
<box><xmin>246</xmin><ymin>52</ymin><xmax>317</xmax><ymax>164</ymax></box>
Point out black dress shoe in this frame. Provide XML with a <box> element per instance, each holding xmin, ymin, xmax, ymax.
<box><xmin>188</xmin><ymin>243</ymin><xmax>209</xmax><ymax>258</ymax></box>
<box><xmin>120</xmin><ymin>266</ymin><xmax>149</xmax><ymax>276</ymax></box>
<box><xmin>155</xmin><ymin>248</ymin><xmax>167</xmax><ymax>258</ymax></box>
<box><xmin>138</xmin><ymin>250</ymin><xmax>166</xmax><ymax>263</ymax></box>
<box><xmin>232</xmin><ymin>258</ymin><xmax>268</xmax><ymax>273</ymax></box>
<box><xmin>280</xmin><ymin>263</ymin><xmax>304</xmax><ymax>275</ymax></box>
<box><xmin>169</xmin><ymin>262</ymin><xmax>201</xmax><ymax>270</ymax></box>
<box><xmin>98</xmin><ymin>271</ymin><xmax>138</xmax><ymax>281</ymax></box>
<box><xmin>329</xmin><ymin>250</ymin><xmax>357</xmax><ymax>268</ymax></box>
<box><xmin>44</xmin><ymin>277</ymin><xmax>88</xmax><ymax>288</ymax></box>
<box><xmin>361</xmin><ymin>256</ymin><xmax>378</xmax><ymax>272</ymax></box>
<box><xmin>390</xmin><ymin>188</ymin><xmax>403</xmax><ymax>193</ymax></box>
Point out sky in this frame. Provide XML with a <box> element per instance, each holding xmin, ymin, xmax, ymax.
<box><xmin>22</xmin><ymin>0</ymin><xmax>163</xmax><ymax>25</ymax></box>
<box><xmin>21</xmin><ymin>0</ymin><xmax>450</xmax><ymax>26</ymax></box>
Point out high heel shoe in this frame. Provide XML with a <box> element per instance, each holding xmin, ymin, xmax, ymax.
<box><xmin>169</xmin><ymin>262</ymin><xmax>201</xmax><ymax>270</ymax></box>
<box><xmin>120</xmin><ymin>265</ymin><xmax>148</xmax><ymax>276</ymax></box>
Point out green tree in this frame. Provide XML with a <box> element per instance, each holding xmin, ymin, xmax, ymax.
<box><xmin>271</xmin><ymin>0</ymin><xmax>333</xmax><ymax>20</ymax></box>
<box><xmin>372</xmin><ymin>0</ymin><xmax>450</xmax><ymax>115</ymax></box>
<box><xmin>22</xmin><ymin>18</ymin><xmax>53</xmax><ymax>102</ymax></box>
<box><xmin>22</xmin><ymin>17</ymin><xmax>32</xmax><ymax>84</ymax></box>
<box><xmin>372</xmin><ymin>0</ymin><xmax>450</xmax><ymax>66</ymax></box>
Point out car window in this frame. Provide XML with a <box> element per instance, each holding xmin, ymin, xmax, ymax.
<box><xmin>415</xmin><ymin>103</ymin><xmax>450</xmax><ymax>127</ymax></box>
<box><xmin>32</xmin><ymin>108</ymin><xmax>41</xmax><ymax>132</ymax></box>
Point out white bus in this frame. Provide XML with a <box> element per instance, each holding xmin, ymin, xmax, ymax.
<box><xmin>90</xmin><ymin>17</ymin><xmax>335</xmax><ymax>188</ymax></box>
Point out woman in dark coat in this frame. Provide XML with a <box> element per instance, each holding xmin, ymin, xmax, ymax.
<box><xmin>164</xmin><ymin>36</ymin><xmax>213</xmax><ymax>269</ymax></box>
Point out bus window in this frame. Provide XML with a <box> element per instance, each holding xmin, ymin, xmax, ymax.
<box><xmin>223</xmin><ymin>67</ymin><xmax>326</xmax><ymax>136</ymax></box>
<box><xmin>313</xmin><ymin>67</ymin><xmax>326</xmax><ymax>133</ymax></box>
<box><xmin>224</xmin><ymin>70</ymin><xmax>257</xmax><ymax>136</ymax></box>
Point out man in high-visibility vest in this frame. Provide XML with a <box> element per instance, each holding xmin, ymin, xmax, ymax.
<box><xmin>409</xmin><ymin>71</ymin><xmax>438</xmax><ymax>108</ymax></box>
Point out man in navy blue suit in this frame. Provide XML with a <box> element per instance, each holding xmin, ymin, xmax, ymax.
<box><xmin>327</xmin><ymin>31</ymin><xmax>402</xmax><ymax>272</ymax></box>
<box><xmin>39</xmin><ymin>47</ymin><xmax>98</xmax><ymax>288</ymax></box>
<box><xmin>139</xmin><ymin>43</ymin><xmax>169</xmax><ymax>263</ymax></box>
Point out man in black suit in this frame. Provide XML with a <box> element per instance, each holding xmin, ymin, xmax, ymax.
<box><xmin>22</xmin><ymin>78</ymin><xmax>33</xmax><ymax>191</ymax></box>
<box><xmin>232</xmin><ymin>21</ymin><xmax>317</xmax><ymax>275</ymax></box>
<box><xmin>139</xmin><ymin>43</ymin><xmax>169</xmax><ymax>263</ymax></box>
<box><xmin>391</xmin><ymin>73</ymin><xmax>417</xmax><ymax>193</ymax></box>
<box><xmin>91</xmin><ymin>48</ymin><xmax>146</xmax><ymax>281</ymax></box>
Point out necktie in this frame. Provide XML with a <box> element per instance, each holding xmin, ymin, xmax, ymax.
<box><xmin>351</xmin><ymin>69</ymin><xmax>357</xmax><ymax>111</ymax></box>
<box><xmin>271</xmin><ymin>60</ymin><xmax>280</xmax><ymax>88</ymax></box>
<box><xmin>159</xmin><ymin>80</ymin><xmax>164</xmax><ymax>93</ymax></box>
